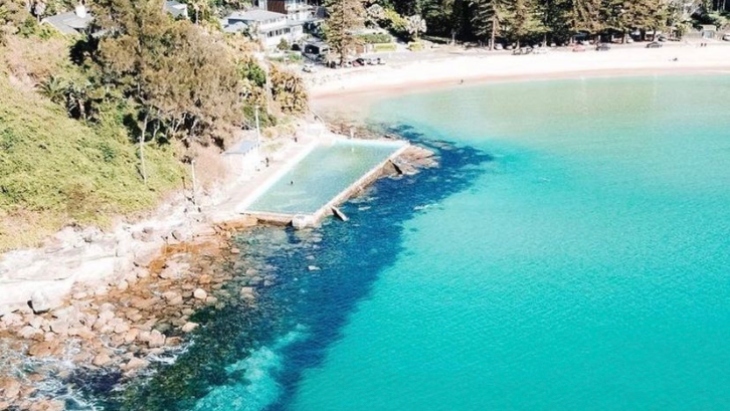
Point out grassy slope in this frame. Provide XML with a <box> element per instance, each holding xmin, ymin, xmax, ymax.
<box><xmin>0</xmin><ymin>76</ymin><xmax>185</xmax><ymax>251</ymax></box>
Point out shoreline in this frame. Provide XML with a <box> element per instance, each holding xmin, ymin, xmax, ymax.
<box><xmin>307</xmin><ymin>46</ymin><xmax>730</xmax><ymax>106</ymax></box>
<box><xmin>0</xmin><ymin>120</ymin><xmax>434</xmax><ymax>409</ymax></box>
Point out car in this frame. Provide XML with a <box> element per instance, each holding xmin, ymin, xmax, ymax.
<box><xmin>723</xmin><ymin>33</ymin><xmax>730</xmax><ymax>41</ymax></box>
<box><xmin>596</xmin><ymin>43</ymin><xmax>611</xmax><ymax>51</ymax></box>
<box><xmin>646</xmin><ymin>42</ymin><xmax>662</xmax><ymax>48</ymax></box>
<box><xmin>494</xmin><ymin>43</ymin><xmax>504</xmax><ymax>50</ymax></box>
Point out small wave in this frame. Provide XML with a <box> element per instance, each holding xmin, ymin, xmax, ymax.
<box><xmin>192</xmin><ymin>326</ymin><xmax>308</xmax><ymax>411</ymax></box>
<box><xmin>414</xmin><ymin>203</ymin><xmax>437</xmax><ymax>211</ymax></box>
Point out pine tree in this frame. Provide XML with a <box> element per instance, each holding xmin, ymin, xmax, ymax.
<box><xmin>506</xmin><ymin>0</ymin><xmax>544</xmax><ymax>47</ymax></box>
<box><xmin>471</xmin><ymin>0</ymin><xmax>510</xmax><ymax>49</ymax></box>
<box><xmin>325</xmin><ymin>0</ymin><xmax>366</xmax><ymax>64</ymax></box>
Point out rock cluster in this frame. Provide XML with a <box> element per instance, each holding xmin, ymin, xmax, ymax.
<box><xmin>0</xmin><ymin>227</ymin><xmax>264</xmax><ymax>410</ymax></box>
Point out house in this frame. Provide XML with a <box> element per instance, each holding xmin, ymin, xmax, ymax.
<box><xmin>164</xmin><ymin>0</ymin><xmax>189</xmax><ymax>19</ymax></box>
<box><xmin>221</xmin><ymin>9</ymin><xmax>305</xmax><ymax>49</ymax></box>
<box><xmin>42</xmin><ymin>2</ymin><xmax>188</xmax><ymax>36</ymax></box>
<box><xmin>224</xmin><ymin>140</ymin><xmax>261</xmax><ymax>175</ymax></box>
<box><xmin>41</xmin><ymin>4</ymin><xmax>93</xmax><ymax>35</ymax></box>
<box><xmin>256</xmin><ymin>0</ymin><xmax>313</xmax><ymax>22</ymax></box>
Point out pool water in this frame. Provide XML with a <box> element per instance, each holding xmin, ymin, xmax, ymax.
<box><xmin>246</xmin><ymin>139</ymin><xmax>406</xmax><ymax>215</ymax></box>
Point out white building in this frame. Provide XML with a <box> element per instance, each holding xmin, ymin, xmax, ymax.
<box><xmin>222</xmin><ymin>9</ymin><xmax>304</xmax><ymax>49</ymax></box>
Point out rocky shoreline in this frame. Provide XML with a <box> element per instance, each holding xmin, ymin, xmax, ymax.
<box><xmin>0</xmin><ymin>135</ymin><xmax>437</xmax><ymax>410</ymax></box>
<box><xmin>0</xmin><ymin>216</ymin><xmax>265</xmax><ymax>410</ymax></box>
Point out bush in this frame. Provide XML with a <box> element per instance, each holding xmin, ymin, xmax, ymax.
<box><xmin>374</xmin><ymin>43</ymin><xmax>397</xmax><ymax>52</ymax></box>
<box><xmin>357</xmin><ymin>33</ymin><xmax>392</xmax><ymax>44</ymax></box>
<box><xmin>407</xmin><ymin>41</ymin><xmax>423</xmax><ymax>51</ymax></box>
<box><xmin>0</xmin><ymin>77</ymin><xmax>184</xmax><ymax>251</ymax></box>
<box><xmin>277</xmin><ymin>38</ymin><xmax>290</xmax><ymax>51</ymax></box>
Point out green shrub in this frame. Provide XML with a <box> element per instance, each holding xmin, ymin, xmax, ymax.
<box><xmin>0</xmin><ymin>77</ymin><xmax>185</xmax><ymax>251</ymax></box>
<box><xmin>357</xmin><ymin>33</ymin><xmax>392</xmax><ymax>44</ymax></box>
<box><xmin>374</xmin><ymin>43</ymin><xmax>397</xmax><ymax>52</ymax></box>
<box><xmin>407</xmin><ymin>41</ymin><xmax>423</xmax><ymax>51</ymax></box>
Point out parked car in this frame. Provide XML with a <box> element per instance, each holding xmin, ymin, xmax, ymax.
<box><xmin>723</xmin><ymin>33</ymin><xmax>730</xmax><ymax>41</ymax></box>
<box><xmin>302</xmin><ymin>63</ymin><xmax>316</xmax><ymax>73</ymax></box>
<box><xmin>596</xmin><ymin>43</ymin><xmax>611</xmax><ymax>51</ymax></box>
<box><xmin>494</xmin><ymin>43</ymin><xmax>504</xmax><ymax>50</ymax></box>
<box><xmin>646</xmin><ymin>41</ymin><xmax>662</xmax><ymax>48</ymax></box>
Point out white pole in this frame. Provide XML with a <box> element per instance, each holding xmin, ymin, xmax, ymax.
<box><xmin>190</xmin><ymin>159</ymin><xmax>197</xmax><ymax>207</ymax></box>
<box><xmin>255</xmin><ymin>105</ymin><xmax>261</xmax><ymax>147</ymax></box>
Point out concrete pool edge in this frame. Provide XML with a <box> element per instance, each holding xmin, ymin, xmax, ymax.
<box><xmin>243</xmin><ymin>138</ymin><xmax>410</xmax><ymax>227</ymax></box>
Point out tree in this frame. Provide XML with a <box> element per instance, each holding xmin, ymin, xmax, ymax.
<box><xmin>406</xmin><ymin>14</ymin><xmax>427</xmax><ymax>39</ymax></box>
<box><xmin>324</xmin><ymin>0</ymin><xmax>366</xmax><ymax>64</ymax></box>
<box><xmin>505</xmin><ymin>0</ymin><xmax>544</xmax><ymax>47</ymax></box>
<box><xmin>471</xmin><ymin>0</ymin><xmax>510</xmax><ymax>49</ymax></box>
<box><xmin>365</xmin><ymin>3</ymin><xmax>385</xmax><ymax>27</ymax></box>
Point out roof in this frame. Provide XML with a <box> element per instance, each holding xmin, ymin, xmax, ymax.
<box><xmin>41</xmin><ymin>10</ymin><xmax>93</xmax><ymax>35</ymax></box>
<box><xmin>222</xmin><ymin>21</ymin><xmax>248</xmax><ymax>33</ymax></box>
<box><xmin>164</xmin><ymin>1</ymin><xmax>188</xmax><ymax>18</ymax></box>
<box><xmin>225</xmin><ymin>140</ymin><xmax>259</xmax><ymax>155</ymax></box>
<box><xmin>227</xmin><ymin>9</ymin><xmax>286</xmax><ymax>22</ymax></box>
<box><xmin>700</xmin><ymin>25</ymin><xmax>717</xmax><ymax>31</ymax></box>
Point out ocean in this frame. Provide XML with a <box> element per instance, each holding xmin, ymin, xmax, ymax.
<box><xmin>107</xmin><ymin>75</ymin><xmax>730</xmax><ymax>411</ymax></box>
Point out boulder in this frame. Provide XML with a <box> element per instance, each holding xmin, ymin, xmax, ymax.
<box><xmin>93</xmin><ymin>352</ymin><xmax>112</xmax><ymax>367</ymax></box>
<box><xmin>1</xmin><ymin>312</ymin><xmax>22</xmax><ymax>328</ymax></box>
<box><xmin>29</xmin><ymin>291</ymin><xmax>51</xmax><ymax>314</ymax></box>
<box><xmin>117</xmin><ymin>280</ymin><xmax>129</xmax><ymax>292</ymax></box>
<box><xmin>148</xmin><ymin>330</ymin><xmax>165</xmax><ymax>348</ymax></box>
<box><xmin>49</xmin><ymin>319</ymin><xmax>69</xmax><ymax>336</ymax></box>
<box><xmin>0</xmin><ymin>377</ymin><xmax>21</xmax><ymax>399</ymax></box>
<box><xmin>18</xmin><ymin>325</ymin><xmax>41</xmax><ymax>339</ymax></box>
<box><xmin>193</xmin><ymin>289</ymin><xmax>207</xmax><ymax>300</ymax></box>
<box><xmin>124</xmin><ymin>357</ymin><xmax>149</xmax><ymax>371</ymax></box>
<box><xmin>114</xmin><ymin>321</ymin><xmax>130</xmax><ymax>335</ymax></box>
<box><xmin>27</xmin><ymin>341</ymin><xmax>57</xmax><ymax>357</ymax></box>
<box><xmin>181</xmin><ymin>322</ymin><xmax>199</xmax><ymax>333</ymax></box>
<box><xmin>198</xmin><ymin>274</ymin><xmax>212</xmax><ymax>285</ymax></box>
<box><xmin>124</xmin><ymin>328</ymin><xmax>140</xmax><ymax>344</ymax></box>
<box><xmin>162</xmin><ymin>291</ymin><xmax>182</xmax><ymax>303</ymax></box>
<box><xmin>205</xmin><ymin>296</ymin><xmax>218</xmax><ymax>305</ymax></box>
<box><xmin>291</xmin><ymin>215</ymin><xmax>312</xmax><ymax>230</ymax></box>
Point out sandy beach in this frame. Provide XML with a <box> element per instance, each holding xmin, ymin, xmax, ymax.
<box><xmin>308</xmin><ymin>44</ymin><xmax>730</xmax><ymax>106</ymax></box>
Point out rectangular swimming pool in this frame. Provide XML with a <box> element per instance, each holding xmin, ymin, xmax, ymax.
<box><xmin>244</xmin><ymin>139</ymin><xmax>407</xmax><ymax>216</ymax></box>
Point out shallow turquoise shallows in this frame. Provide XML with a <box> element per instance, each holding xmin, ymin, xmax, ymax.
<box><xmin>288</xmin><ymin>76</ymin><xmax>730</xmax><ymax>411</ymax></box>
<box><xmin>246</xmin><ymin>139</ymin><xmax>405</xmax><ymax>215</ymax></box>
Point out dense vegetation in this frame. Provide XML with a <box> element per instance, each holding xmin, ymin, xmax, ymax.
<box><xmin>0</xmin><ymin>0</ymin><xmax>308</xmax><ymax>251</ymax></box>
<box><xmin>325</xmin><ymin>0</ymin><xmax>729</xmax><ymax>52</ymax></box>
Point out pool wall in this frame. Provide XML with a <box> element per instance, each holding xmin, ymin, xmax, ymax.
<box><xmin>242</xmin><ymin>137</ymin><xmax>409</xmax><ymax>227</ymax></box>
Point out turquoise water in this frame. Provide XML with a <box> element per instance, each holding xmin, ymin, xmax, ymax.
<box><xmin>287</xmin><ymin>76</ymin><xmax>730</xmax><ymax>410</ymax></box>
<box><xmin>91</xmin><ymin>76</ymin><xmax>730</xmax><ymax>411</ymax></box>
<box><xmin>246</xmin><ymin>139</ymin><xmax>405</xmax><ymax>215</ymax></box>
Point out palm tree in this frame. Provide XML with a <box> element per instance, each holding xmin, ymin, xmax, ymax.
<box><xmin>39</xmin><ymin>75</ymin><xmax>67</xmax><ymax>105</ymax></box>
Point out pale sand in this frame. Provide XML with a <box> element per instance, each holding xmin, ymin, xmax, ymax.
<box><xmin>308</xmin><ymin>45</ymin><xmax>730</xmax><ymax>109</ymax></box>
